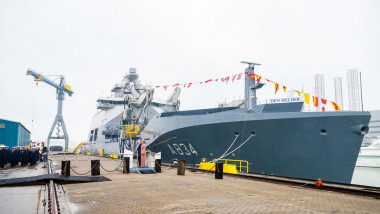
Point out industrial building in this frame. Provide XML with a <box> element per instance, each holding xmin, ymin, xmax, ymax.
<box><xmin>334</xmin><ymin>77</ymin><xmax>344</xmax><ymax>110</ymax></box>
<box><xmin>347</xmin><ymin>69</ymin><xmax>361</xmax><ymax>111</ymax></box>
<box><xmin>0</xmin><ymin>118</ymin><xmax>31</xmax><ymax>148</ymax></box>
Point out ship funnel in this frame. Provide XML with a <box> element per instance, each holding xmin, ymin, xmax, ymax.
<box><xmin>350</xmin><ymin>124</ymin><xmax>369</xmax><ymax>136</ymax></box>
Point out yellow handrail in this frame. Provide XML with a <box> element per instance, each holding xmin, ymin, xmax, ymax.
<box><xmin>212</xmin><ymin>159</ymin><xmax>249</xmax><ymax>173</ymax></box>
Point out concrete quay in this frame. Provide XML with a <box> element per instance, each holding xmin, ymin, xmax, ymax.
<box><xmin>52</xmin><ymin>154</ymin><xmax>380</xmax><ymax>214</ymax></box>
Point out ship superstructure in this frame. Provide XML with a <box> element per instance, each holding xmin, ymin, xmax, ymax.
<box><xmin>84</xmin><ymin>68</ymin><xmax>180</xmax><ymax>155</ymax></box>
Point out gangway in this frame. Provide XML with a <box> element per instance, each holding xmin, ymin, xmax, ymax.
<box><xmin>72</xmin><ymin>142</ymin><xmax>87</xmax><ymax>154</ymax></box>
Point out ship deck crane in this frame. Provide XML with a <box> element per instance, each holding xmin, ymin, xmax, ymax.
<box><xmin>26</xmin><ymin>69</ymin><xmax>74</xmax><ymax>151</ymax></box>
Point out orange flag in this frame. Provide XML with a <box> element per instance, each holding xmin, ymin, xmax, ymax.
<box><xmin>313</xmin><ymin>96</ymin><xmax>319</xmax><ymax>107</ymax></box>
<box><xmin>330</xmin><ymin>101</ymin><xmax>342</xmax><ymax>111</ymax></box>
<box><xmin>275</xmin><ymin>83</ymin><xmax>279</xmax><ymax>94</ymax></box>
<box><xmin>250</xmin><ymin>73</ymin><xmax>255</xmax><ymax>80</ymax></box>
<box><xmin>304</xmin><ymin>93</ymin><xmax>310</xmax><ymax>104</ymax></box>
<box><xmin>187</xmin><ymin>83</ymin><xmax>192</xmax><ymax>89</ymax></box>
<box><xmin>283</xmin><ymin>86</ymin><xmax>287</xmax><ymax>93</ymax></box>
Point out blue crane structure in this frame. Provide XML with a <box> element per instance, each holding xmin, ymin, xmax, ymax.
<box><xmin>26</xmin><ymin>69</ymin><xmax>74</xmax><ymax>151</ymax></box>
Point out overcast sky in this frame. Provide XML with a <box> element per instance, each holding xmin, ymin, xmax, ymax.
<box><xmin>1</xmin><ymin>0</ymin><xmax>379</xmax><ymax>146</ymax></box>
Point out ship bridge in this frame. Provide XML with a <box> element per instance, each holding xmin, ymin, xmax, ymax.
<box><xmin>97</xmin><ymin>97</ymin><xmax>126</xmax><ymax>110</ymax></box>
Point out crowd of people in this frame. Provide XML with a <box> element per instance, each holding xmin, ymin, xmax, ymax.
<box><xmin>0</xmin><ymin>146</ymin><xmax>42</xmax><ymax>168</ymax></box>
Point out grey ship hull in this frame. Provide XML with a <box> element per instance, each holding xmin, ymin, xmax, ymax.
<box><xmin>144</xmin><ymin>108</ymin><xmax>370</xmax><ymax>184</ymax></box>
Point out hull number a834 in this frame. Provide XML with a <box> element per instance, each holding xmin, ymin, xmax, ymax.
<box><xmin>168</xmin><ymin>143</ymin><xmax>198</xmax><ymax>156</ymax></box>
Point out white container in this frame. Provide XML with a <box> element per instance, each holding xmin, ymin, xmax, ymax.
<box><xmin>146</xmin><ymin>152</ymin><xmax>156</xmax><ymax>168</ymax></box>
<box><xmin>122</xmin><ymin>150</ymin><xmax>134</xmax><ymax>168</ymax></box>
<box><xmin>155</xmin><ymin>152</ymin><xmax>161</xmax><ymax>160</ymax></box>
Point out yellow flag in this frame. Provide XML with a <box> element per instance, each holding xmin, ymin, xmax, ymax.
<box><xmin>304</xmin><ymin>93</ymin><xmax>310</xmax><ymax>104</ymax></box>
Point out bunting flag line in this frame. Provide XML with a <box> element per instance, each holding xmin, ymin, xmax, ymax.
<box><xmin>150</xmin><ymin>71</ymin><xmax>342</xmax><ymax>112</ymax></box>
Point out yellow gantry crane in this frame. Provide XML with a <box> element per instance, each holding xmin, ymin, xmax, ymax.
<box><xmin>26</xmin><ymin>69</ymin><xmax>73</xmax><ymax>151</ymax></box>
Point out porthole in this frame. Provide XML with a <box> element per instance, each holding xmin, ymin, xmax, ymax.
<box><xmin>320</xmin><ymin>129</ymin><xmax>327</xmax><ymax>135</ymax></box>
<box><xmin>251</xmin><ymin>131</ymin><xmax>256</xmax><ymax>136</ymax></box>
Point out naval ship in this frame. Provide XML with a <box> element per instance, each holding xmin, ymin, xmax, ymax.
<box><xmin>85</xmin><ymin>63</ymin><xmax>371</xmax><ymax>184</ymax></box>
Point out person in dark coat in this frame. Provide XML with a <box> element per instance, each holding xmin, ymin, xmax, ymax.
<box><xmin>3</xmin><ymin>147</ymin><xmax>9</xmax><ymax>167</ymax></box>
<box><xmin>23</xmin><ymin>148</ymin><xmax>30</xmax><ymax>165</ymax></box>
<box><xmin>21</xmin><ymin>147</ymin><xmax>27</xmax><ymax>166</ymax></box>
<box><xmin>0</xmin><ymin>148</ymin><xmax>4</xmax><ymax>168</ymax></box>
<box><xmin>10</xmin><ymin>148</ymin><xmax>16</xmax><ymax>167</ymax></box>
<box><xmin>29</xmin><ymin>149</ymin><xmax>35</xmax><ymax>166</ymax></box>
<box><xmin>17</xmin><ymin>147</ymin><xmax>22</xmax><ymax>166</ymax></box>
<box><xmin>136</xmin><ymin>140</ymin><xmax>142</xmax><ymax>167</ymax></box>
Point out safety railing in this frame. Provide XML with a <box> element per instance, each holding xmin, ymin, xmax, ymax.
<box><xmin>122</xmin><ymin>124</ymin><xmax>140</xmax><ymax>138</ymax></box>
<box><xmin>212</xmin><ymin>159</ymin><xmax>249</xmax><ymax>173</ymax></box>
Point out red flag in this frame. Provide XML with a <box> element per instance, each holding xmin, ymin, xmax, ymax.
<box><xmin>155</xmin><ymin>86</ymin><xmax>160</xmax><ymax>88</ymax></box>
<box><xmin>275</xmin><ymin>83</ymin><xmax>279</xmax><ymax>94</ymax></box>
<box><xmin>245</xmin><ymin>72</ymin><xmax>248</xmax><ymax>75</ymax></box>
<box><xmin>205</xmin><ymin>79</ymin><xmax>213</xmax><ymax>83</ymax></box>
<box><xmin>187</xmin><ymin>83</ymin><xmax>192</xmax><ymax>88</ymax></box>
<box><xmin>322</xmin><ymin>106</ymin><xmax>326</xmax><ymax>112</ymax></box>
<box><xmin>222</xmin><ymin>76</ymin><xmax>230</xmax><ymax>84</ymax></box>
<box><xmin>163</xmin><ymin>85</ymin><xmax>168</xmax><ymax>91</ymax></box>
<box><xmin>232</xmin><ymin>74</ymin><xmax>237</xmax><ymax>82</ymax></box>
<box><xmin>313</xmin><ymin>96</ymin><xmax>319</xmax><ymax>107</ymax></box>
<box><xmin>215</xmin><ymin>79</ymin><xmax>219</xmax><ymax>81</ymax></box>
<box><xmin>237</xmin><ymin>73</ymin><xmax>243</xmax><ymax>80</ymax></box>
<box><xmin>173</xmin><ymin>83</ymin><xmax>179</xmax><ymax>87</ymax></box>
<box><xmin>256</xmin><ymin>75</ymin><xmax>261</xmax><ymax>83</ymax></box>
<box><xmin>321</xmin><ymin>99</ymin><xmax>327</xmax><ymax>105</ymax></box>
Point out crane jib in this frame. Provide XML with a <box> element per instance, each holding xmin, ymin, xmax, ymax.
<box><xmin>26</xmin><ymin>69</ymin><xmax>73</xmax><ymax>96</ymax></box>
